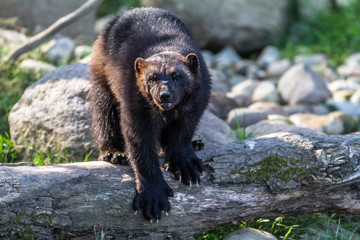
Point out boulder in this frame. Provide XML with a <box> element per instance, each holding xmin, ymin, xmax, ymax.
<box><xmin>9</xmin><ymin>63</ymin><xmax>94</xmax><ymax>161</ymax></box>
<box><xmin>74</xmin><ymin>45</ymin><xmax>92</xmax><ymax>60</ymax></box>
<box><xmin>278</xmin><ymin>64</ymin><xmax>331</xmax><ymax>105</ymax></box>
<box><xmin>227</xmin><ymin>79</ymin><xmax>260</xmax><ymax>106</ymax></box>
<box><xmin>282</xmin><ymin>104</ymin><xmax>329</xmax><ymax>116</ymax></box>
<box><xmin>256</xmin><ymin>45</ymin><xmax>281</xmax><ymax>68</ymax></box>
<box><xmin>245</xmin><ymin>119</ymin><xmax>312</xmax><ymax>138</ymax></box>
<box><xmin>224</xmin><ymin>228</ymin><xmax>277</xmax><ymax>240</ymax></box>
<box><xmin>41</xmin><ymin>37</ymin><xmax>75</xmax><ymax>65</ymax></box>
<box><xmin>9</xmin><ymin>63</ymin><xmax>235</xmax><ymax>160</ymax></box>
<box><xmin>289</xmin><ymin>113</ymin><xmax>344</xmax><ymax>134</ymax></box>
<box><xmin>328</xmin><ymin>79</ymin><xmax>360</xmax><ymax>93</ymax></box>
<box><xmin>194</xmin><ymin>110</ymin><xmax>237</xmax><ymax>149</ymax></box>
<box><xmin>209</xmin><ymin>69</ymin><xmax>231</xmax><ymax>93</ymax></box>
<box><xmin>209</xmin><ymin>92</ymin><xmax>240</xmax><ymax>119</ymax></box>
<box><xmin>0</xmin><ymin>0</ymin><xmax>95</xmax><ymax>42</ymax></box>
<box><xmin>294</xmin><ymin>54</ymin><xmax>327</xmax><ymax>66</ymax></box>
<box><xmin>350</xmin><ymin>89</ymin><xmax>360</xmax><ymax>105</ymax></box>
<box><xmin>227</xmin><ymin>102</ymin><xmax>284</xmax><ymax>128</ymax></box>
<box><xmin>214</xmin><ymin>46</ymin><xmax>241</xmax><ymax>69</ymax></box>
<box><xmin>266</xmin><ymin>58</ymin><xmax>292</xmax><ymax>77</ymax></box>
<box><xmin>0</xmin><ymin>29</ymin><xmax>27</xmax><ymax>46</ymax></box>
<box><xmin>327</xmin><ymin>99</ymin><xmax>360</xmax><ymax>116</ymax></box>
<box><xmin>141</xmin><ymin>0</ymin><xmax>288</xmax><ymax>54</ymax></box>
<box><xmin>19</xmin><ymin>59</ymin><xmax>56</xmax><ymax>74</ymax></box>
<box><xmin>251</xmin><ymin>80</ymin><xmax>279</xmax><ymax>103</ymax></box>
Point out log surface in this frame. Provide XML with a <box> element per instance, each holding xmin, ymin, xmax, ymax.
<box><xmin>1</xmin><ymin>128</ymin><xmax>359</xmax><ymax>239</ymax></box>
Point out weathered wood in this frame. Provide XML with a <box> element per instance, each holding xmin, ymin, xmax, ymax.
<box><xmin>1</xmin><ymin>128</ymin><xmax>359</xmax><ymax>239</ymax></box>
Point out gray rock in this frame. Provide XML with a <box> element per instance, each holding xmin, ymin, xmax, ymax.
<box><xmin>229</xmin><ymin>74</ymin><xmax>247</xmax><ymax>87</ymax></box>
<box><xmin>266</xmin><ymin>58</ymin><xmax>292</xmax><ymax>77</ymax></box>
<box><xmin>350</xmin><ymin>89</ymin><xmax>360</xmax><ymax>105</ymax></box>
<box><xmin>224</xmin><ymin>228</ymin><xmax>277</xmax><ymax>240</ymax></box>
<box><xmin>0</xmin><ymin>0</ymin><xmax>95</xmax><ymax>42</ymax></box>
<box><xmin>246</xmin><ymin>119</ymin><xmax>312</xmax><ymax>138</ymax></box>
<box><xmin>345</xmin><ymin>52</ymin><xmax>360</xmax><ymax>67</ymax></box>
<box><xmin>278</xmin><ymin>64</ymin><xmax>331</xmax><ymax>105</ymax></box>
<box><xmin>282</xmin><ymin>104</ymin><xmax>329</xmax><ymax>116</ymax></box>
<box><xmin>227</xmin><ymin>108</ymin><xmax>268</xmax><ymax>129</ymax></box>
<box><xmin>209</xmin><ymin>92</ymin><xmax>240</xmax><ymax>119</ymax></box>
<box><xmin>328</xmin><ymin>79</ymin><xmax>360</xmax><ymax>93</ymax></box>
<box><xmin>227</xmin><ymin>79</ymin><xmax>260</xmax><ymax>100</ymax></box>
<box><xmin>256</xmin><ymin>45</ymin><xmax>281</xmax><ymax>68</ymax></box>
<box><xmin>332</xmin><ymin>89</ymin><xmax>355</xmax><ymax>102</ymax></box>
<box><xmin>9</xmin><ymin>63</ymin><xmax>94</xmax><ymax>161</ymax></box>
<box><xmin>201</xmin><ymin>50</ymin><xmax>215</xmax><ymax>68</ymax></box>
<box><xmin>298</xmin><ymin>0</ymin><xmax>331</xmax><ymax>21</ymax></box>
<box><xmin>234</xmin><ymin>60</ymin><xmax>257</xmax><ymax>76</ymax></box>
<box><xmin>327</xmin><ymin>99</ymin><xmax>360</xmax><ymax>116</ymax></box>
<box><xmin>337</xmin><ymin>64</ymin><xmax>360</xmax><ymax>77</ymax></box>
<box><xmin>294</xmin><ymin>53</ymin><xmax>327</xmax><ymax>66</ymax></box>
<box><xmin>228</xmin><ymin>102</ymin><xmax>284</xmax><ymax>128</ymax></box>
<box><xmin>289</xmin><ymin>113</ymin><xmax>344</xmax><ymax>134</ymax></box>
<box><xmin>74</xmin><ymin>45</ymin><xmax>92</xmax><ymax>60</ymax></box>
<box><xmin>9</xmin><ymin>63</ymin><xmax>234</xmax><ymax>160</ymax></box>
<box><xmin>214</xmin><ymin>46</ymin><xmax>241</xmax><ymax>69</ymax></box>
<box><xmin>252</xmin><ymin>80</ymin><xmax>279</xmax><ymax>103</ymax></box>
<box><xmin>19</xmin><ymin>59</ymin><xmax>56</xmax><ymax>74</ymax></box>
<box><xmin>0</xmin><ymin>29</ymin><xmax>27</xmax><ymax>45</ymax></box>
<box><xmin>209</xmin><ymin>69</ymin><xmax>231</xmax><ymax>93</ymax></box>
<box><xmin>194</xmin><ymin>110</ymin><xmax>237</xmax><ymax>149</ymax></box>
<box><xmin>42</xmin><ymin>37</ymin><xmax>75</xmax><ymax>65</ymax></box>
<box><xmin>141</xmin><ymin>0</ymin><xmax>288</xmax><ymax>54</ymax></box>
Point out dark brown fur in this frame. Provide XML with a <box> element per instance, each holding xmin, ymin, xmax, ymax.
<box><xmin>88</xmin><ymin>8</ymin><xmax>211</xmax><ymax>220</ymax></box>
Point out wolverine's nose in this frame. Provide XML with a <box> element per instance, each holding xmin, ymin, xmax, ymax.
<box><xmin>160</xmin><ymin>91</ymin><xmax>171</xmax><ymax>102</ymax></box>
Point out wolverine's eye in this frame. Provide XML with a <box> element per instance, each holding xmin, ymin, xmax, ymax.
<box><xmin>148</xmin><ymin>74</ymin><xmax>158</xmax><ymax>82</ymax></box>
<box><xmin>171</xmin><ymin>72</ymin><xmax>181</xmax><ymax>81</ymax></box>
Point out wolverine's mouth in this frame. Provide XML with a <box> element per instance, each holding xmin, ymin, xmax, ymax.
<box><xmin>160</xmin><ymin>102</ymin><xmax>173</xmax><ymax>111</ymax></box>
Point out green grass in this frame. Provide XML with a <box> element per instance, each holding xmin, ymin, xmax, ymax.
<box><xmin>0</xmin><ymin>132</ymin><xmax>18</xmax><ymax>163</ymax></box>
<box><xmin>197</xmin><ymin>214</ymin><xmax>360</xmax><ymax>240</ymax></box>
<box><xmin>0</xmin><ymin>61</ymin><xmax>42</xmax><ymax>133</ymax></box>
<box><xmin>278</xmin><ymin>1</ymin><xmax>360</xmax><ymax>66</ymax></box>
<box><xmin>234</xmin><ymin>114</ymin><xmax>256</xmax><ymax>140</ymax></box>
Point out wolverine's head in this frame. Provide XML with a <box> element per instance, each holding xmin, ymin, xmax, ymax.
<box><xmin>134</xmin><ymin>51</ymin><xmax>199</xmax><ymax>111</ymax></box>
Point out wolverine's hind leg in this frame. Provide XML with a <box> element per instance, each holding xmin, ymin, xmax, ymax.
<box><xmin>88</xmin><ymin>79</ymin><xmax>127</xmax><ymax>164</ymax></box>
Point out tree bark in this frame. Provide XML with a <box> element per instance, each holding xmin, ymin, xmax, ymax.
<box><xmin>1</xmin><ymin>128</ymin><xmax>359</xmax><ymax>239</ymax></box>
<box><xmin>4</xmin><ymin>0</ymin><xmax>102</xmax><ymax>62</ymax></box>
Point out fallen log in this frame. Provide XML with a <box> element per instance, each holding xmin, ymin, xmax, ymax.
<box><xmin>1</xmin><ymin>127</ymin><xmax>359</xmax><ymax>239</ymax></box>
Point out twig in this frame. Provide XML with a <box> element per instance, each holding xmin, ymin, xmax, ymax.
<box><xmin>4</xmin><ymin>0</ymin><xmax>102</xmax><ymax>62</ymax></box>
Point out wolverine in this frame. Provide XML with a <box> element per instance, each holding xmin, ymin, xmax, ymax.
<box><xmin>88</xmin><ymin>8</ymin><xmax>211</xmax><ymax>221</ymax></box>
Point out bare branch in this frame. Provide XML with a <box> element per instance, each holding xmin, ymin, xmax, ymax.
<box><xmin>4</xmin><ymin>0</ymin><xmax>102</xmax><ymax>62</ymax></box>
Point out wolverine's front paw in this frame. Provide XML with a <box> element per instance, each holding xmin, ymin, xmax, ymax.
<box><xmin>132</xmin><ymin>180</ymin><xmax>174</xmax><ymax>221</ymax></box>
<box><xmin>192</xmin><ymin>139</ymin><xmax>204</xmax><ymax>151</ymax></box>
<box><xmin>164</xmin><ymin>155</ymin><xmax>204</xmax><ymax>186</ymax></box>
<box><xmin>98</xmin><ymin>151</ymin><xmax>127</xmax><ymax>164</ymax></box>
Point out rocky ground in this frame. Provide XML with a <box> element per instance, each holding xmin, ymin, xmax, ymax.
<box><xmin>2</xmin><ymin>27</ymin><xmax>360</xmax><ymax>158</ymax></box>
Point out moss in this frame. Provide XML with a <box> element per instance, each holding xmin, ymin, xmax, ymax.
<box><xmin>242</xmin><ymin>155</ymin><xmax>312</xmax><ymax>184</ymax></box>
<box><xmin>7</xmin><ymin>213</ymin><xmax>35</xmax><ymax>240</ymax></box>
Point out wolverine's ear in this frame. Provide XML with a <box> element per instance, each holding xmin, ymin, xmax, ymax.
<box><xmin>185</xmin><ymin>53</ymin><xmax>199</xmax><ymax>75</ymax></box>
<box><xmin>134</xmin><ymin>57</ymin><xmax>146</xmax><ymax>74</ymax></box>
